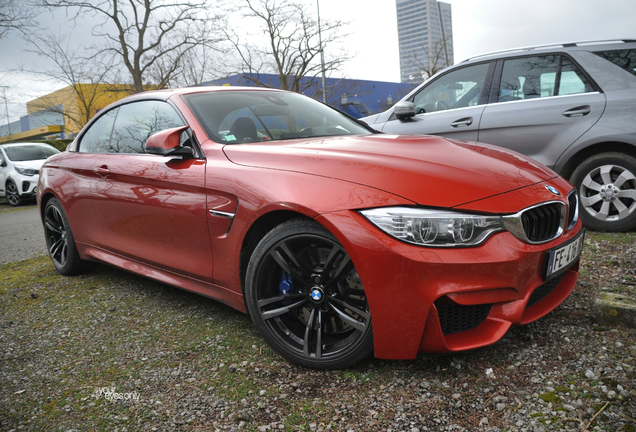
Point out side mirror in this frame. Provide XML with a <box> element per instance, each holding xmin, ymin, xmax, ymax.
<box><xmin>0</xmin><ymin>159</ymin><xmax>6</xmax><ymax>167</ymax></box>
<box><xmin>145</xmin><ymin>125</ymin><xmax>194</xmax><ymax>158</ymax></box>
<box><xmin>394</xmin><ymin>101</ymin><xmax>416</xmax><ymax>120</ymax></box>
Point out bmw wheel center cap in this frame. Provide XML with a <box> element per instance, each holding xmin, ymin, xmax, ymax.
<box><xmin>310</xmin><ymin>287</ymin><xmax>324</xmax><ymax>303</ymax></box>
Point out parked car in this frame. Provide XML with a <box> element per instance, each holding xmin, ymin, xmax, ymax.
<box><xmin>362</xmin><ymin>39</ymin><xmax>636</xmax><ymax>232</ymax></box>
<box><xmin>38</xmin><ymin>87</ymin><xmax>584</xmax><ymax>369</ymax></box>
<box><xmin>0</xmin><ymin>143</ymin><xmax>59</xmax><ymax>206</ymax></box>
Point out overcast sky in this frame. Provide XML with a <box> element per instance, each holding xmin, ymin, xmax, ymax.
<box><xmin>1</xmin><ymin>0</ymin><xmax>635</xmax><ymax>124</ymax></box>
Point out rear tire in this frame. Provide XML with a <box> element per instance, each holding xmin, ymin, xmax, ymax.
<box><xmin>43</xmin><ymin>198</ymin><xmax>97</xmax><ymax>275</ymax></box>
<box><xmin>570</xmin><ymin>152</ymin><xmax>636</xmax><ymax>232</ymax></box>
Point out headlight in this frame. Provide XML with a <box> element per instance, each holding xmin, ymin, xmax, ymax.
<box><xmin>360</xmin><ymin>207</ymin><xmax>504</xmax><ymax>247</ymax></box>
<box><xmin>15</xmin><ymin>166</ymin><xmax>38</xmax><ymax>176</ymax></box>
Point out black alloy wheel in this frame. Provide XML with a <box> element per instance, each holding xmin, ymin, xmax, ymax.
<box><xmin>6</xmin><ymin>180</ymin><xmax>20</xmax><ymax>206</ymax></box>
<box><xmin>245</xmin><ymin>219</ymin><xmax>373</xmax><ymax>369</ymax></box>
<box><xmin>43</xmin><ymin>198</ymin><xmax>95</xmax><ymax>275</ymax></box>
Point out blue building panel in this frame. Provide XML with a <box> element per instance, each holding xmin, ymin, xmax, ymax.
<box><xmin>20</xmin><ymin>115</ymin><xmax>29</xmax><ymax>132</ymax></box>
<box><xmin>1</xmin><ymin>105</ymin><xmax>65</xmax><ymax>139</ymax></box>
<box><xmin>203</xmin><ymin>74</ymin><xmax>416</xmax><ymax>118</ymax></box>
<box><xmin>0</xmin><ymin>120</ymin><xmax>21</xmax><ymax>138</ymax></box>
<box><xmin>29</xmin><ymin>105</ymin><xmax>64</xmax><ymax>129</ymax></box>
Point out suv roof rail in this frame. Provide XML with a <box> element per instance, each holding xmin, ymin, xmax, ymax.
<box><xmin>461</xmin><ymin>39</ymin><xmax>636</xmax><ymax>63</ymax></box>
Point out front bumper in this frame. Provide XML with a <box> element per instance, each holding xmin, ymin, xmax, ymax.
<box><xmin>16</xmin><ymin>175</ymin><xmax>39</xmax><ymax>199</ymax></box>
<box><xmin>317</xmin><ymin>210</ymin><xmax>583</xmax><ymax>360</ymax></box>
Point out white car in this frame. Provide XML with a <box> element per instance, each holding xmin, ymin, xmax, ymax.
<box><xmin>0</xmin><ymin>143</ymin><xmax>60</xmax><ymax>206</ymax></box>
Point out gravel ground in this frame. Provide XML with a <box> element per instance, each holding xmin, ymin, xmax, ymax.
<box><xmin>0</xmin><ymin>232</ymin><xmax>635</xmax><ymax>432</ymax></box>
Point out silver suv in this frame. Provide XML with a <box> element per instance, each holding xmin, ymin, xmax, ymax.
<box><xmin>0</xmin><ymin>143</ymin><xmax>59</xmax><ymax>206</ymax></box>
<box><xmin>362</xmin><ymin>40</ymin><xmax>636</xmax><ymax>232</ymax></box>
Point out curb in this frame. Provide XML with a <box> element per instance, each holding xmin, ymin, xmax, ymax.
<box><xmin>591</xmin><ymin>292</ymin><xmax>636</xmax><ymax>328</ymax></box>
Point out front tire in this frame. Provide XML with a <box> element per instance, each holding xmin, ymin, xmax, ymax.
<box><xmin>570</xmin><ymin>152</ymin><xmax>636</xmax><ymax>232</ymax></box>
<box><xmin>43</xmin><ymin>198</ymin><xmax>96</xmax><ymax>275</ymax></box>
<box><xmin>6</xmin><ymin>180</ymin><xmax>21</xmax><ymax>206</ymax></box>
<box><xmin>245</xmin><ymin>219</ymin><xmax>373</xmax><ymax>369</ymax></box>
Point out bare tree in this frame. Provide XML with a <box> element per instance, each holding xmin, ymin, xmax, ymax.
<box><xmin>39</xmin><ymin>0</ymin><xmax>224</xmax><ymax>93</ymax></box>
<box><xmin>152</xmin><ymin>42</ymin><xmax>222</xmax><ymax>88</ymax></box>
<box><xmin>0</xmin><ymin>0</ymin><xmax>31</xmax><ymax>39</ymax></box>
<box><xmin>225</xmin><ymin>0</ymin><xmax>350</xmax><ymax>96</ymax></box>
<box><xmin>407</xmin><ymin>36</ymin><xmax>453</xmax><ymax>81</ymax></box>
<box><xmin>22</xmin><ymin>32</ymin><xmax>115</xmax><ymax>131</ymax></box>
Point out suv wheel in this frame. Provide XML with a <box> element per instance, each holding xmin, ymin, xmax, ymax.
<box><xmin>5</xmin><ymin>180</ymin><xmax>21</xmax><ymax>207</ymax></box>
<box><xmin>570</xmin><ymin>152</ymin><xmax>636</xmax><ymax>231</ymax></box>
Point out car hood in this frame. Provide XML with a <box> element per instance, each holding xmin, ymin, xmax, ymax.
<box><xmin>359</xmin><ymin>113</ymin><xmax>381</xmax><ymax>125</ymax></box>
<box><xmin>13</xmin><ymin>159</ymin><xmax>47</xmax><ymax>170</ymax></box>
<box><xmin>223</xmin><ymin>134</ymin><xmax>559</xmax><ymax>208</ymax></box>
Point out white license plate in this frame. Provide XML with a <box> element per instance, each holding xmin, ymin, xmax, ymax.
<box><xmin>545</xmin><ymin>229</ymin><xmax>585</xmax><ymax>280</ymax></box>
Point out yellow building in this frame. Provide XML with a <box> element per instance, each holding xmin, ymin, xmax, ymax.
<box><xmin>26</xmin><ymin>84</ymin><xmax>137</xmax><ymax>137</ymax></box>
<box><xmin>0</xmin><ymin>84</ymin><xmax>156</xmax><ymax>144</ymax></box>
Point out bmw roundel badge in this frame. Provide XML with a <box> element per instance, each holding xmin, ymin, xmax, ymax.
<box><xmin>545</xmin><ymin>184</ymin><xmax>561</xmax><ymax>196</ymax></box>
<box><xmin>311</xmin><ymin>290</ymin><xmax>322</xmax><ymax>301</ymax></box>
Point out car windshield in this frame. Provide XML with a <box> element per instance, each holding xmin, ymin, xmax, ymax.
<box><xmin>182</xmin><ymin>90</ymin><xmax>374</xmax><ymax>144</ymax></box>
<box><xmin>4</xmin><ymin>145</ymin><xmax>59</xmax><ymax>161</ymax></box>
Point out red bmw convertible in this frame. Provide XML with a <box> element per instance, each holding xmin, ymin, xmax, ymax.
<box><xmin>37</xmin><ymin>87</ymin><xmax>584</xmax><ymax>369</ymax></box>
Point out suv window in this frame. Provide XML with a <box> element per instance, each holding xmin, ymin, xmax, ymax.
<box><xmin>412</xmin><ymin>63</ymin><xmax>490</xmax><ymax>114</ymax></box>
<box><xmin>594</xmin><ymin>49</ymin><xmax>636</xmax><ymax>77</ymax></box>
<box><xmin>498</xmin><ymin>55</ymin><xmax>594</xmax><ymax>102</ymax></box>
<box><xmin>110</xmin><ymin>101</ymin><xmax>185</xmax><ymax>154</ymax></box>
<box><xmin>559</xmin><ymin>57</ymin><xmax>593</xmax><ymax>95</ymax></box>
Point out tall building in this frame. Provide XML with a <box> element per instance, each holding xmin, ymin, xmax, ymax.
<box><xmin>396</xmin><ymin>0</ymin><xmax>454</xmax><ymax>83</ymax></box>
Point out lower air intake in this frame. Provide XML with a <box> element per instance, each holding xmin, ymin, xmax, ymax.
<box><xmin>527</xmin><ymin>274</ymin><xmax>564</xmax><ymax>308</ymax></box>
<box><xmin>434</xmin><ymin>301</ymin><xmax>492</xmax><ymax>335</ymax></box>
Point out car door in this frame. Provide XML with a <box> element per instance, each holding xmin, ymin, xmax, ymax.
<box><xmin>52</xmin><ymin>110</ymin><xmax>121</xmax><ymax>246</ymax></box>
<box><xmin>86</xmin><ymin>100</ymin><xmax>214</xmax><ymax>281</ymax></box>
<box><xmin>478</xmin><ymin>54</ymin><xmax>606</xmax><ymax>169</ymax></box>
<box><xmin>380</xmin><ymin>62</ymin><xmax>494</xmax><ymax>141</ymax></box>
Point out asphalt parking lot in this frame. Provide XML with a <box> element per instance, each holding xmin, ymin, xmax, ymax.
<box><xmin>0</xmin><ymin>202</ymin><xmax>47</xmax><ymax>264</ymax></box>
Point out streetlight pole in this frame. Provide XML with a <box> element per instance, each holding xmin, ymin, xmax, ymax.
<box><xmin>316</xmin><ymin>0</ymin><xmax>327</xmax><ymax>104</ymax></box>
<box><xmin>1</xmin><ymin>86</ymin><xmax>13</xmax><ymax>143</ymax></box>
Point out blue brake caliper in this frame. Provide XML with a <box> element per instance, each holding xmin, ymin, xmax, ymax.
<box><xmin>279</xmin><ymin>272</ymin><xmax>296</xmax><ymax>318</ymax></box>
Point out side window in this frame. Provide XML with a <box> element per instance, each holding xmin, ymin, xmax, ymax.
<box><xmin>559</xmin><ymin>57</ymin><xmax>593</xmax><ymax>95</ymax></box>
<box><xmin>412</xmin><ymin>63</ymin><xmax>490</xmax><ymax>114</ymax></box>
<box><xmin>499</xmin><ymin>56</ymin><xmax>559</xmax><ymax>101</ymax></box>
<box><xmin>498</xmin><ymin>55</ymin><xmax>593</xmax><ymax>102</ymax></box>
<box><xmin>78</xmin><ymin>109</ymin><xmax>117</xmax><ymax>153</ymax></box>
<box><xmin>594</xmin><ymin>49</ymin><xmax>636</xmax><ymax>77</ymax></box>
<box><xmin>110</xmin><ymin>101</ymin><xmax>185</xmax><ymax>154</ymax></box>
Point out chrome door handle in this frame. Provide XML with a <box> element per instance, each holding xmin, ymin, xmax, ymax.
<box><xmin>94</xmin><ymin>166</ymin><xmax>110</xmax><ymax>177</ymax></box>
<box><xmin>450</xmin><ymin>117</ymin><xmax>473</xmax><ymax>127</ymax></box>
<box><xmin>563</xmin><ymin>106</ymin><xmax>591</xmax><ymax>117</ymax></box>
